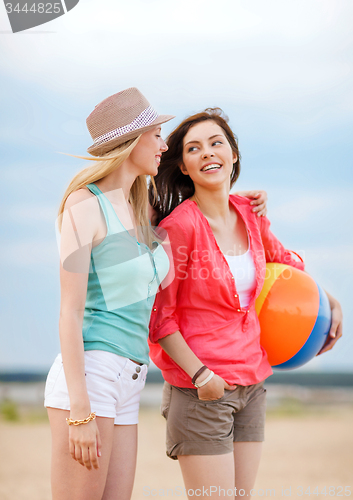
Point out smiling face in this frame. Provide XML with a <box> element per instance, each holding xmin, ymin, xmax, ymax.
<box><xmin>128</xmin><ymin>126</ymin><xmax>168</xmax><ymax>177</ymax></box>
<box><xmin>181</xmin><ymin>120</ymin><xmax>237</xmax><ymax>191</ymax></box>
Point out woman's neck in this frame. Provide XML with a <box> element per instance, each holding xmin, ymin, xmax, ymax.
<box><xmin>191</xmin><ymin>185</ymin><xmax>231</xmax><ymax>221</ymax></box>
<box><xmin>94</xmin><ymin>163</ymin><xmax>137</xmax><ymax>201</ymax></box>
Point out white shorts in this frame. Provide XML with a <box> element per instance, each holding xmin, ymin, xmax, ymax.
<box><xmin>44</xmin><ymin>350</ymin><xmax>148</xmax><ymax>425</ymax></box>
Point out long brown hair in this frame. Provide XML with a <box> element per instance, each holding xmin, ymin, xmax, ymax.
<box><xmin>149</xmin><ymin>108</ymin><xmax>241</xmax><ymax>225</ymax></box>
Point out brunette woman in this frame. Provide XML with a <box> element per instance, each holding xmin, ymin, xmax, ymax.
<box><xmin>149</xmin><ymin>108</ymin><xmax>342</xmax><ymax>500</ymax></box>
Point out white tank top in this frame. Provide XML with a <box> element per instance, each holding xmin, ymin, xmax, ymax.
<box><xmin>224</xmin><ymin>248</ymin><xmax>257</xmax><ymax>308</ymax></box>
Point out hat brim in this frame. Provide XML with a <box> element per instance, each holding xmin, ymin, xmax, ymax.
<box><xmin>87</xmin><ymin>114</ymin><xmax>175</xmax><ymax>157</ymax></box>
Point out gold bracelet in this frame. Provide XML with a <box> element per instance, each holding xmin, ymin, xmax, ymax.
<box><xmin>66</xmin><ymin>412</ymin><xmax>96</xmax><ymax>426</ymax></box>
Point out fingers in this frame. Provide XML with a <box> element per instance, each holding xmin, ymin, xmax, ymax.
<box><xmin>251</xmin><ymin>204</ymin><xmax>267</xmax><ymax>217</ymax></box>
<box><xmin>329</xmin><ymin>307</ymin><xmax>342</xmax><ymax>338</ymax></box>
<box><xmin>69</xmin><ymin>439</ymin><xmax>75</xmax><ymax>461</ymax></box>
<box><xmin>74</xmin><ymin>444</ymin><xmax>84</xmax><ymax>467</ymax></box>
<box><xmin>97</xmin><ymin>430</ymin><xmax>102</xmax><ymax>459</ymax></box>
<box><xmin>249</xmin><ymin>190</ymin><xmax>268</xmax><ymax>204</ymax></box>
<box><xmin>254</xmin><ymin>206</ymin><xmax>268</xmax><ymax>217</ymax></box>
<box><xmin>81</xmin><ymin>445</ymin><xmax>92</xmax><ymax>470</ymax></box>
<box><xmin>317</xmin><ymin>337</ymin><xmax>337</xmax><ymax>355</ymax></box>
<box><xmin>235</xmin><ymin>190</ymin><xmax>268</xmax><ymax>216</ymax></box>
<box><xmin>317</xmin><ymin>322</ymin><xmax>343</xmax><ymax>355</ymax></box>
<box><xmin>250</xmin><ymin>191</ymin><xmax>268</xmax><ymax>217</ymax></box>
<box><xmin>69</xmin><ymin>434</ymin><xmax>100</xmax><ymax>470</ymax></box>
<box><xmin>243</xmin><ymin>190</ymin><xmax>259</xmax><ymax>199</ymax></box>
<box><xmin>89</xmin><ymin>443</ymin><xmax>100</xmax><ymax>470</ymax></box>
<box><xmin>224</xmin><ymin>382</ymin><xmax>237</xmax><ymax>391</ymax></box>
<box><xmin>71</xmin><ymin>442</ymin><xmax>99</xmax><ymax>470</ymax></box>
<box><xmin>197</xmin><ymin>375</ymin><xmax>224</xmax><ymax>400</ymax></box>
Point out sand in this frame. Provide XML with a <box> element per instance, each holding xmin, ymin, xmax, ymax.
<box><xmin>0</xmin><ymin>407</ymin><xmax>352</xmax><ymax>500</ymax></box>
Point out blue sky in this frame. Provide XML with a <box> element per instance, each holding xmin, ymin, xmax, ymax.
<box><xmin>0</xmin><ymin>0</ymin><xmax>352</xmax><ymax>372</ymax></box>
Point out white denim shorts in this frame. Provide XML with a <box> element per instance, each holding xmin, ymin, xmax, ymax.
<box><xmin>44</xmin><ymin>350</ymin><xmax>148</xmax><ymax>425</ymax></box>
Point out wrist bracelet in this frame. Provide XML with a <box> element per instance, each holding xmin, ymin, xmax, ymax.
<box><xmin>194</xmin><ymin>370</ymin><xmax>214</xmax><ymax>388</ymax></box>
<box><xmin>66</xmin><ymin>412</ymin><xmax>96</xmax><ymax>426</ymax></box>
<box><xmin>192</xmin><ymin>365</ymin><xmax>208</xmax><ymax>386</ymax></box>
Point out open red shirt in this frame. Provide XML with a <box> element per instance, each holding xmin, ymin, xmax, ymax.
<box><xmin>149</xmin><ymin>195</ymin><xmax>305</xmax><ymax>388</ymax></box>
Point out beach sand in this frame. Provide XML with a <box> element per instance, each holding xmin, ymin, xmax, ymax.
<box><xmin>0</xmin><ymin>406</ymin><xmax>352</xmax><ymax>500</ymax></box>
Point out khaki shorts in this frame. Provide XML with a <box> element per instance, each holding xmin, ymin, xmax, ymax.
<box><xmin>161</xmin><ymin>381</ymin><xmax>267</xmax><ymax>460</ymax></box>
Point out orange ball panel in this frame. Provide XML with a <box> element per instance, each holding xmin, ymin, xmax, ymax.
<box><xmin>258</xmin><ymin>267</ymin><xmax>320</xmax><ymax>366</ymax></box>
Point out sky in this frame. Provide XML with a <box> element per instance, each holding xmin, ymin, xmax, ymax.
<box><xmin>0</xmin><ymin>0</ymin><xmax>352</xmax><ymax>372</ymax></box>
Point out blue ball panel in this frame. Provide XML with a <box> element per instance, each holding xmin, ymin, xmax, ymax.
<box><xmin>273</xmin><ymin>283</ymin><xmax>331</xmax><ymax>370</ymax></box>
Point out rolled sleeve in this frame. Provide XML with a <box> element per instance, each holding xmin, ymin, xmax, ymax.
<box><xmin>149</xmin><ymin>217</ymin><xmax>191</xmax><ymax>344</ymax></box>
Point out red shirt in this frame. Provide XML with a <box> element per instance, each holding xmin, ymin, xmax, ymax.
<box><xmin>149</xmin><ymin>195</ymin><xmax>305</xmax><ymax>388</ymax></box>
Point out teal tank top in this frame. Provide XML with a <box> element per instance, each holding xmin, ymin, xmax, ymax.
<box><xmin>82</xmin><ymin>183</ymin><xmax>170</xmax><ymax>365</ymax></box>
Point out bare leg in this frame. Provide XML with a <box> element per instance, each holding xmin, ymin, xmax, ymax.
<box><xmin>233</xmin><ymin>442</ymin><xmax>263</xmax><ymax>495</ymax></box>
<box><xmin>102</xmin><ymin>424</ymin><xmax>138</xmax><ymax>500</ymax></box>
<box><xmin>178</xmin><ymin>453</ymin><xmax>235</xmax><ymax>499</ymax></box>
<box><xmin>48</xmin><ymin>408</ymin><xmax>115</xmax><ymax>500</ymax></box>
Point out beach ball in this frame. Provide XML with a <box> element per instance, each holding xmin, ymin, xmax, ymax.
<box><xmin>255</xmin><ymin>264</ymin><xmax>331</xmax><ymax>370</ymax></box>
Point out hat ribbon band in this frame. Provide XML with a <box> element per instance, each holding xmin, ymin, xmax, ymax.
<box><xmin>93</xmin><ymin>106</ymin><xmax>158</xmax><ymax>147</ymax></box>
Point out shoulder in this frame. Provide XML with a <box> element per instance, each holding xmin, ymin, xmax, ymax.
<box><xmin>61</xmin><ymin>187</ymin><xmax>101</xmax><ymax>236</ymax></box>
<box><xmin>158</xmin><ymin>200</ymin><xmax>198</xmax><ymax>245</ymax></box>
<box><xmin>229</xmin><ymin>193</ymin><xmax>257</xmax><ymax>222</ymax></box>
<box><xmin>159</xmin><ymin>200</ymin><xmax>198</xmax><ymax>231</ymax></box>
<box><xmin>64</xmin><ymin>187</ymin><xmax>99</xmax><ymax>214</ymax></box>
<box><xmin>229</xmin><ymin>193</ymin><xmax>252</xmax><ymax>208</ymax></box>
<box><xmin>229</xmin><ymin>194</ymin><xmax>270</xmax><ymax>235</ymax></box>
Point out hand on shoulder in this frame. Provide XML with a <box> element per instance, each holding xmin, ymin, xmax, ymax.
<box><xmin>232</xmin><ymin>190</ymin><xmax>268</xmax><ymax>217</ymax></box>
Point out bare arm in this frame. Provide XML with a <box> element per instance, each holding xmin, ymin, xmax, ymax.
<box><xmin>58</xmin><ymin>189</ymin><xmax>102</xmax><ymax>470</ymax></box>
<box><xmin>159</xmin><ymin>331</ymin><xmax>236</xmax><ymax>401</ymax></box>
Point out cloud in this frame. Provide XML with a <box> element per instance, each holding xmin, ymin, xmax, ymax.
<box><xmin>0</xmin><ymin>0</ymin><xmax>352</xmax><ymax>127</ymax></box>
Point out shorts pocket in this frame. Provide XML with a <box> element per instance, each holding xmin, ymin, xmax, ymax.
<box><xmin>161</xmin><ymin>382</ymin><xmax>172</xmax><ymax>419</ymax></box>
<box><xmin>196</xmin><ymin>388</ymin><xmax>230</xmax><ymax>404</ymax></box>
<box><xmin>44</xmin><ymin>356</ymin><xmax>63</xmax><ymax>398</ymax></box>
<box><xmin>197</xmin><ymin>395</ymin><xmax>225</xmax><ymax>405</ymax></box>
<box><xmin>85</xmin><ymin>351</ymin><xmax>122</xmax><ymax>383</ymax></box>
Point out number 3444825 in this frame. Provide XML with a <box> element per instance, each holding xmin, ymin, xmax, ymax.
<box><xmin>297</xmin><ymin>486</ymin><xmax>351</xmax><ymax>496</ymax></box>
<box><xmin>5</xmin><ymin>3</ymin><xmax>62</xmax><ymax>14</ymax></box>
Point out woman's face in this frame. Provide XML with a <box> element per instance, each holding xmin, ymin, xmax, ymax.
<box><xmin>128</xmin><ymin>126</ymin><xmax>168</xmax><ymax>176</ymax></box>
<box><xmin>181</xmin><ymin>120</ymin><xmax>237</xmax><ymax>190</ymax></box>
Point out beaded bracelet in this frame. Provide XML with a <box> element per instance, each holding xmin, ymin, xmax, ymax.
<box><xmin>66</xmin><ymin>412</ymin><xmax>96</xmax><ymax>426</ymax></box>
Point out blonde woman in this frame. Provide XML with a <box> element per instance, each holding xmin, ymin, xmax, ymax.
<box><xmin>44</xmin><ymin>88</ymin><xmax>175</xmax><ymax>500</ymax></box>
<box><xmin>44</xmin><ymin>89</ymin><xmax>268</xmax><ymax>500</ymax></box>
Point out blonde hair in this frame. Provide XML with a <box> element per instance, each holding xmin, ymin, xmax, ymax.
<box><xmin>58</xmin><ymin>136</ymin><xmax>157</xmax><ymax>247</ymax></box>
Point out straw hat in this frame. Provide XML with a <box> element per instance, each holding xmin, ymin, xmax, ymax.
<box><xmin>86</xmin><ymin>87</ymin><xmax>175</xmax><ymax>157</ymax></box>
